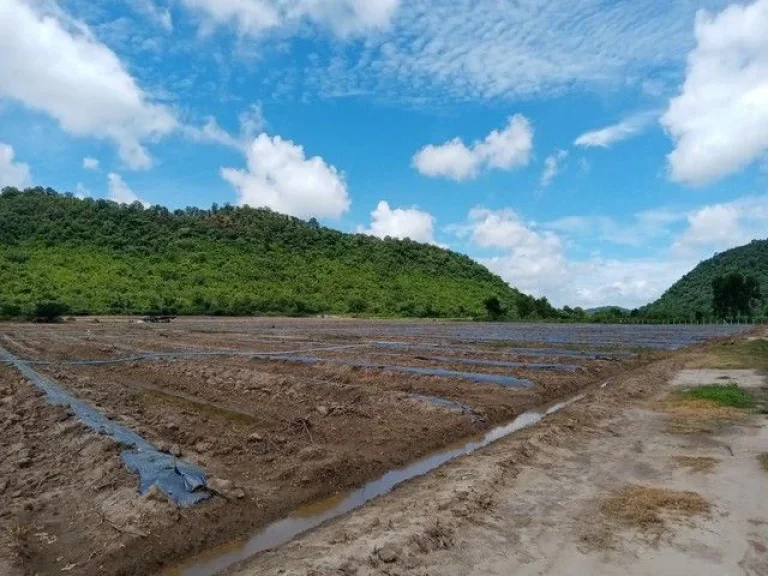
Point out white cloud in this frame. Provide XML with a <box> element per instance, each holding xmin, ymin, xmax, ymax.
<box><xmin>540</xmin><ymin>149</ymin><xmax>568</xmax><ymax>187</ymax></box>
<box><xmin>413</xmin><ymin>115</ymin><xmax>533</xmax><ymax>181</ymax></box>
<box><xmin>662</xmin><ymin>0</ymin><xmax>768</xmax><ymax>185</ymax></box>
<box><xmin>300</xmin><ymin>1</ymin><xmax>716</xmax><ymax>102</ymax></box>
<box><xmin>358</xmin><ymin>201</ymin><xmax>436</xmax><ymax>244</ymax></box>
<box><xmin>222</xmin><ymin>134</ymin><xmax>350</xmax><ymax>219</ymax></box>
<box><xmin>183</xmin><ymin>103</ymin><xmax>267</xmax><ymax>151</ymax></box>
<box><xmin>181</xmin><ymin>0</ymin><xmax>400</xmax><ymax>36</ymax></box>
<box><xmin>672</xmin><ymin>196</ymin><xmax>768</xmax><ymax>255</ymax></box>
<box><xmin>456</xmin><ymin>196</ymin><xmax>768</xmax><ymax>309</ymax></box>
<box><xmin>183</xmin><ymin>117</ymin><xmax>241</xmax><ymax>149</ymax></box>
<box><xmin>238</xmin><ymin>103</ymin><xmax>267</xmax><ymax>140</ymax></box>
<box><xmin>83</xmin><ymin>157</ymin><xmax>100</xmax><ymax>171</ymax></box>
<box><xmin>574</xmin><ymin>112</ymin><xmax>656</xmax><ymax>148</ymax></box>
<box><xmin>456</xmin><ymin>208</ymin><xmax>567</xmax><ymax>295</ymax></box>
<box><xmin>412</xmin><ymin>138</ymin><xmax>478</xmax><ymax>181</ymax></box>
<box><xmin>0</xmin><ymin>0</ymin><xmax>177</xmax><ymax>169</ymax></box>
<box><xmin>107</xmin><ymin>173</ymin><xmax>148</xmax><ymax>206</ymax></box>
<box><xmin>126</xmin><ymin>0</ymin><xmax>173</xmax><ymax>31</ymax></box>
<box><xmin>0</xmin><ymin>142</ymin><xmax>32</xmax><ymax>188</ymax></box>
<box><xmin>75</xmin><ymin>183</ymin><xmax>89</xmax><ymax>199</ymax></box>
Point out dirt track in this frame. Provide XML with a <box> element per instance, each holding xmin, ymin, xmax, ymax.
<box><xmin>0</xmin><ymin>318</ymin><xmax>753</xmax><ymax>575</ymax></box>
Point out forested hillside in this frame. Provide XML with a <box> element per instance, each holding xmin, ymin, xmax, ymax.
<box><xmin>641</xmin><ymin>240</ymin><xmax>768</xmax><ymax>319</ymax></box>
<box><xmin>0</xmin><ymin>187</ymin><xmax>532</xmax><ymax>319</ymax></box>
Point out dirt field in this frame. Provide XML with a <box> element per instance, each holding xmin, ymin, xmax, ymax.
<box><xmin>0</xmin><ymin>318</ymin><xmax>755</xmax><ymax>576</ymax></box>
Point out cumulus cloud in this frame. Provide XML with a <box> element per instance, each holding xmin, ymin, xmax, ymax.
<box><xmin>0</xmin><ymin>0</ymin><xmax>177</xmax><ymax>170</ymax></box>
<box><xmin>413</xmin><ymin>115</ymin><xmax>533</xmax><ymax>181</ymax></box>
<box><xmin>83</xmin><ymin>157</ymin><xmax>100</xmax><ymax>171</ymax></box>
<box><xmin>0</xmin><ymin>142</ymin><xmax>32</xmax><ymax>188</ymax></box>
<box><xmin>181</xmin><ymin>0</ymin><xmax>400</xmax><ymax>36</ymax></box>
<box><xmin>107</xmin><ymin>173</ymin><xmax>148</xmax><ymax>206</ymax></box>
<box><xmin>662</xmin><ymin>0</ymin><xmax>768</xmax><ymax>185</ymax></box>
<box><xmin>574</xmin><ymin>112</ymin><xmax>656</xmax><ymax>148</ymax></box>
<box><xmin>222</xmin><ymin>134</ymin><xmax>350</xmax><ymax>219</ymax></box>
<box><xmin>673</xmin><ymin>196</ymin><xmax>768</xmax><ymax>255</ymax></box>
<box><xmin>358</xmin><ymin>201</ymin><xmax>436</xmax><ymax>244</ymax></box>
<box><xmin>540</xmin><ymin>150</ymin><xmax>567</xmax><ymax>187</ymax></box>
<box><xmin>456</xmin><ymin>196</ymin><xmax>768</xmax><ymax>309</ymax></box>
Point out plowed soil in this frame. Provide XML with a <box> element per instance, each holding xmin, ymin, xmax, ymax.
<box><xmin>0</xmin><ymin>318</ymin><xmax>748</xmax><ymax>576</ymax></box>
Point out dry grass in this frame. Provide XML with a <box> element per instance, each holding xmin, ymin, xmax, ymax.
<box><xmin>673</xmin><ymin>455</ymin><xmax>719</xmax><ymax>474</ymax></box>
<box><xmin>600</xmin><ymin>485</ymin><xmax>710</xmax><ymax>530</ymax></box>
<box><xmin>658</xmin><ymin>397</ymin><xmax>746</xmax><ymax>435</ymax></box>
<box><xmin>3</xmin><ymin>522</ymin><xmax>33</xmax><ymax>564</ymax></box>
<box><xmin>759</xmin><ymin>453</ymin><xmax>768</xmax><ymax>472</ymax></box>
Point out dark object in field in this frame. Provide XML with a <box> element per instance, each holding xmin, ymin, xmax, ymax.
<box><xmin>141</xmin><ymin>315</ymin><xmax>176</xmax><ymax>323</ymax></box>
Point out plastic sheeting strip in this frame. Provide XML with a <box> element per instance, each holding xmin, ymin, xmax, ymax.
<box><xmin>256</xmin><ymin>355</ymin><xmax>535</xmax><ymax>389</ymax></box>
<box><xmin>0</xmin><ymin>346</ymin><xmax>210</xmax><ymax>506</ymax></box>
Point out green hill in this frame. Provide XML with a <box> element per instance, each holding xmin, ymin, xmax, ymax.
<box><xmin>0</xmin><ymin>187</ymin><xmax>528</xmax><ymax>319</ymax></box>
<box><xmin>641</xmin><ymin>239</ymin><xmax>768</xmax><ymax>319</ymax></box>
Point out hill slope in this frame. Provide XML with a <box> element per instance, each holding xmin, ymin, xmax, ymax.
<box><xmin>0</xmin><ymin>187</ymin><xmax>526</xmax><ymax>318</ymax></box>
<box><xmin>641</xmin><ymin>239</ymin><xmax>768</xmax><ymax>319</ymax></box>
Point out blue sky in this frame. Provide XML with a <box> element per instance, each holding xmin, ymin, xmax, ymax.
<box><xmin>1</xmin><ymin>0</ymin><xmax>768</xmax><ymax>308</ymax></box>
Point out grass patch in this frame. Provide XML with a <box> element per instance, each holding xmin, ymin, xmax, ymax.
<box><xmin>659</xmin><ymin>397</ymin><xmax>746</xmax><ymax>435</ymax></box>
<box><xmin>673</xmin><ymin>455</ymin><xmax>719</xmax><ymax>474</ymax></box>
<box><xmin>759</xmin><ymin>453</ymin><xmax>768</xmax><ymax>472</ymax></box>
<box><xmin>601</xmin><ymin>485</ymin><xmax>710</xmax><ymax>530</ymax></box>
<box><xmin>706</xmin><ymin>339</ymin><xmax>768</xmax><ymax>372</ymax></box>
<box><xmin>680</xmin><ymin>383</ymin><xmax>754</xmax><ymax>409</ymax></box>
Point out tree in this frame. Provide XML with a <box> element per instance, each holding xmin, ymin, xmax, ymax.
<box><xmin>31</xmin><ymin>300</ymin><xmax>70</xmax><ymax>323</ymax></box>
<box><xmin>484</xmin><ymin>296</ymin><xmax>503</xmax><ymax>321</ymax></box>
<box><xmin>712</xmin><ymin>272</ymin><xmax>762</xmax><ymax>319</ymax></box>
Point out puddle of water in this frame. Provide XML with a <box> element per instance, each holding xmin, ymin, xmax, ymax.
<box><xmin>162</xmin><ymin>394</ymin><xmax>583</xmax><ymax>576</ymax></box>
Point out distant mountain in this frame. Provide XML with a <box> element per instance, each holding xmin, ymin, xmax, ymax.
<box><xmin>585</xmin><ymin>306</ymin><xmax>630</xmax><ymax>316</ymax></box>
<box><xmin>641</xmin><ymin>239</ymin><xmax>768</xmax><ymax>319</ymax></box>
<box><xmin>0</xmin><ymin>187</ymin><xmax>529</xmax><ymax>319</ymax></box>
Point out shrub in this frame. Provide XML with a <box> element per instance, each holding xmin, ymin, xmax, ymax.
<box><xmin>31</xmin><ymin>300</ymin><xmax>70</xmax><ymax>323</ymax></box>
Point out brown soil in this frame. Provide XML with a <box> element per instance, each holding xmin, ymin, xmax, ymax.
<box><xmin>0</xmin><ymin>318</ymin><xmax>746</xmax><ymax>576</ymax></box>
<box><xmin>220</xmin><ymin>339</ymin><xmax>768</xmax><ymax>576</ymax></box>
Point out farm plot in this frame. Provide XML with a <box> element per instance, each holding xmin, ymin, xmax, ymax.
<box><xmin>0</xmin><ymin>318</ymin><xmax>749</xmax><ymax>576</ymax></box>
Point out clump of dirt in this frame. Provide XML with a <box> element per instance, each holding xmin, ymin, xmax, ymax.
<box><xmin>600</xmin><ymin>484</ymin><xmax>711</xmax><ymax>531</ymax></box>
<box><xmin>673</xmin><ymin>455</ymin><xmax>719</xmax><ymax>474</ymax></box>
<box><xmin>658</xmin><ymin>397</ymin><xmax>746</xmax><ymax>435</ymax></box>
<box><xmin>759</xmin><ymin>453</ymin><xmax>768</xmax><ymax>472</ymax></box>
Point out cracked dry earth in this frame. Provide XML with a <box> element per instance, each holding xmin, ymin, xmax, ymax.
<box><xmin>222</xmin><ymin>353</ymin><xmax>768</xmax><ymax>576</ymax></box>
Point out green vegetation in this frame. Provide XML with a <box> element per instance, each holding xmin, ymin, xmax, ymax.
<box><xmin>759</xmin><ymin>453</ymin><xmax>768</xmax><ymax>472</ymax></box>
<box><xmin>712</xmin><ymin>272</ymin><xmax>762</xmax><ymax>319</ymax></box>
<box><xmin>0</xmin><ymin>187</ymin><xmax>556</xmax><ymax>319</ymax></box>
<box><xmin>641</xmin><ymin>240</ymin><xmax>768</xmax><ymax>321</ymax></box>
<box><xmin>680</xmin><ymin>383</ymin><xmax>754</xmax><ymax>409</ymax></box>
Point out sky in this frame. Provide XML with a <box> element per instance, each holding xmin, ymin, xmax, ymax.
<box><xmin>1</xmin><ymin>0</ymin><xmax>768</xmax><ymax>309</ymax></box>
